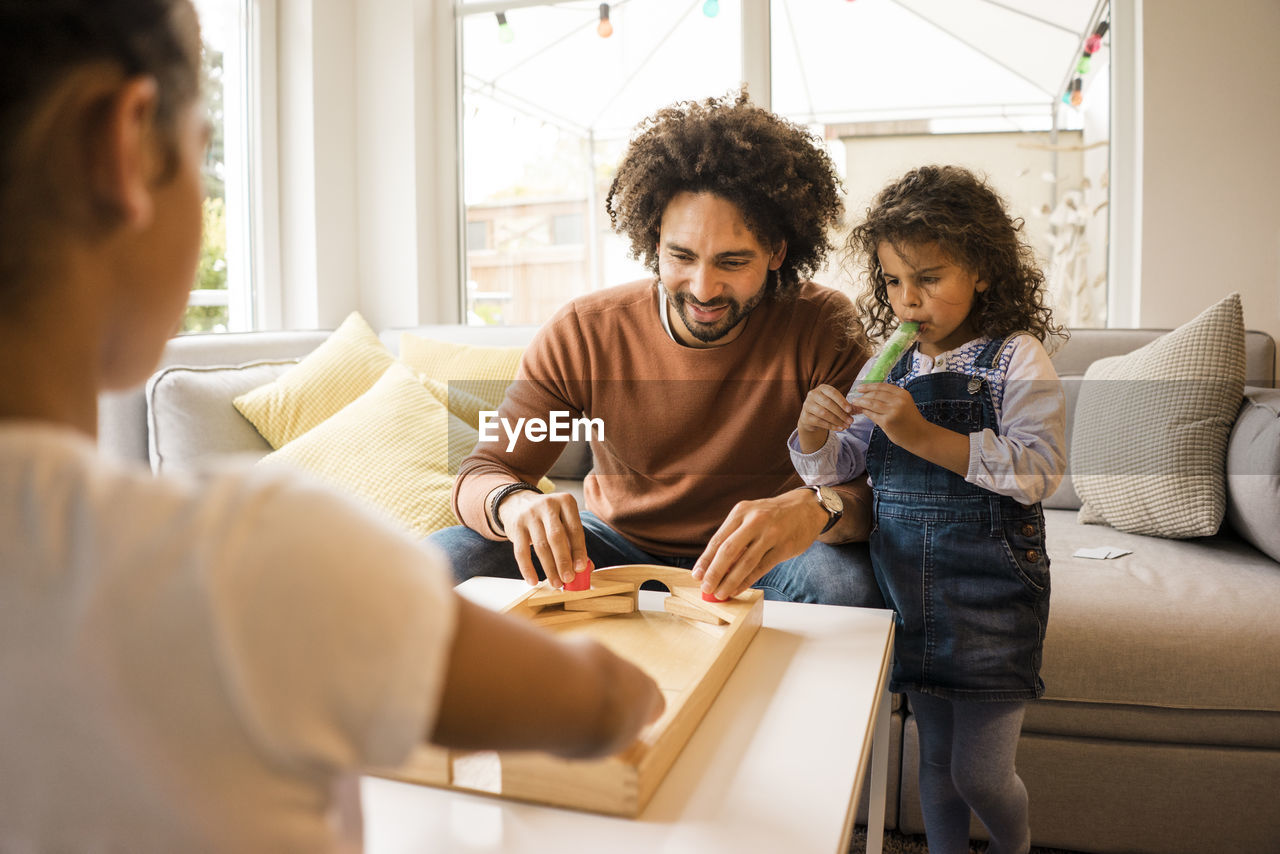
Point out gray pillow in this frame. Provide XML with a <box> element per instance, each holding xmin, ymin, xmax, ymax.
<box><xmin>1042</xmin><ymin>374</ymin><xmax>1084</xmax><ymax>510</ymax></box>
<box><xmin>1225</xmin><ymin>386</ymin><xmax>1280</xmax><ymax>561</ymax></box>
<box><xmin>146</xmin><ymin>360</ymin><xmax>295</xmax><ymax>473</ymax></box>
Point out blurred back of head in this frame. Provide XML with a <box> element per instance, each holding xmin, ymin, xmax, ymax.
<box><xmin>0</xmin><ymin>0</ymin><xmax>201</xmax><ymax>300</ymax></box>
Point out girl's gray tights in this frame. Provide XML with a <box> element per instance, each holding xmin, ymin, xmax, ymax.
<box><xmin>906</xmin><ymin>692</ymin><xmax>1030</xmax><ymax>854</ymax></box>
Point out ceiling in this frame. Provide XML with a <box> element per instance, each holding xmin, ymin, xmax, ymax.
<box><xmin>461</xmin><ymin>0</ymin><xmax>1106</xmax><ymax>137</ymax></box>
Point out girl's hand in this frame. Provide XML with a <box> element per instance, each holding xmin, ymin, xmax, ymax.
<box><xmin>797</xmin><ymin>384</ymin><xmax>854</xmax><ymax>453</ymax></box>
<box><xmin>849</xmin><ymin>382</ymin><xmax>928</xmax><ymax>448</ymax></box>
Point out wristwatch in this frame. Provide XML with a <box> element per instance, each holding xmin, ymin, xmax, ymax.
<box><xmin>804</xmin><ymin>485</ymin><xmax>844</xmax><ymax>534</ymax></box>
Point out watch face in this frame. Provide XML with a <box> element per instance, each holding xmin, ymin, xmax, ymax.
<box><xmin>818</xmin><ymin>486</ymin><xmax>842</xmax><ymax>513</ymax></box>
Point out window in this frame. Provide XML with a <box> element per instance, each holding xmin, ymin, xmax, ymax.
<box><xmin>458</xmin><ymin>0</ymin><xmax>740</xmax><ymax>326</ymax></box>
<box><xmin>186</xmin><ymin>0</ymin><xmax>256</xmax><ymax>333</ymax></box>
<box><xmin>770</xmin><ymin>1</ymin><xmax>1111</xmax><ymax>327</ymax></box>
<box><xmin>466</xmin><ymin>220</ymin><xmax>491</xmax><ymax>252</ymax></box>
<box><xmin>552</xmin><ymin>212</ymin><xmax>585</xmax><ymax>246</ymax></box>
<box><xmin>455</xmin><ymin>1</ymin><xmax>1109</xmax><ymax>327</ymax></box>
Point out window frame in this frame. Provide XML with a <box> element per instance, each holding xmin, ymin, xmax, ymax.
<box><xmin>449</xmin><ymin>0</ymin><xmax>773</xmax><ymax>324</ymax></box>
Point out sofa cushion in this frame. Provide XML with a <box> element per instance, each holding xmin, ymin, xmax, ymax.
<box><xmin>399</xmin><ymin>332</ymin><xmax>593</xmax><ymax>483</ymax></box>
<box><xmin>400</xmin><ymin>330</ymin><xmax>593</xmax><ymax>481</ymax></box>
<box><xmin>1042</xmin><ymin>508</ymin><xmax>1280</xmax><ymax>715</ymax></box>
<box><xmin>1071</xmin><ymin>294</ymin><xmax>1245</xmax><ymax>537</ymax></box>
<box><xmin>1225</xmin><ymin>386</ymin><xmax>1280</xmax><ymax>561</ymax></box>
<box><xmin>1023</xmin><ymin>698</ymin><xmax>1280</xmax><ymax>749</ymax></box>
<box><xmin>146</xmin><ymin>360</ymin><xmax>294</xmax><ymax>472</ymax></box>
<box><xmin>259</xmin><ymin>362</ymin><xmax>552</xmax><ymax>537</ymax></box>
<box><xmin>398</xmin><ymin>332</ymin><xmax>523</xmax><ymax>407</ymax></box>
<box><xmin>234</xmin><ymin>311</ymin><xmax>395</xmax><ymax>448</ymax></box>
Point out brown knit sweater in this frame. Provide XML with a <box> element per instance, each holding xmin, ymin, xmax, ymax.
<box><xmin>453</xmin><ymin>279</ymin><xmax>866</xmax><ymax>556</ymax></box>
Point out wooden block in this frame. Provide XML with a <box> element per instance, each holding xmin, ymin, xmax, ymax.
<box><xmin>529</xmin><ymin>608</ymin><xmax>611</xmax><ymax>628</ymax></box>
<box><xmin>663</xmin><ymin>595</ymin><xmax>726</xmax><ymax>625</ymax></box>
<box><xmin>517</xmin><ymin>579</ymin><xmax>636</xmax><ymax>609</ymax></box>
<box><xmin>670</xmin><ymin>584</ymin><xmax>761</xmax><ymax>624</ymax></box>
<box><xmin>504</xmin><ymin>579</ymin><xmax>637</xmax><ymax>622</ymax></box>
<box><xmin>564</xmin><ymin>594</ymin><xmax>636</xmax><ymax>614</ymax></box>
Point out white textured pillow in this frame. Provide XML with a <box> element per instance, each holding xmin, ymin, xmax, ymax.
<box><xmin>233</xmin><ymin>311</ymin><xmax>395</xmax><ymax>449</ymax></box>
<box><xmin>1072</xmin><ymin>294</ymin><xmax>1246</xmax><ymax>538</ymax></box>
<box><xmin>146</xmin><ymin>360</ymin><xmax>295</xmax><ymax>473</ymax></box>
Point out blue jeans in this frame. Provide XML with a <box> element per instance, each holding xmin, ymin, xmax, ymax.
<box><xmin>427</xmin><ymin>511</ymin><xmax>883</xmax><ymax>607</ymax></box>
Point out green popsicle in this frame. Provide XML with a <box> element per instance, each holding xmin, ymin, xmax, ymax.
<box><xmin>859</xmin><ymin>321</ymin><xmax>920</xmax><ymax>385</ymax></box>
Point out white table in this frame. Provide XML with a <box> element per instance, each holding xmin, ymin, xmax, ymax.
<box><xmin>363</xmin><ymin>577</ymin><xmax>895</xmax><ymax>854</ymax></box>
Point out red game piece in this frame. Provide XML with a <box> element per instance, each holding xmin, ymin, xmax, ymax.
<box><xmin>563</xmin><ymin>560</ymin><xmax>594</xmax><ymax>591</ymax></box>
<box><xmin>702</xmin><ymin>590</ymin><xmax>727</xmax><ymax>603</ymax></box>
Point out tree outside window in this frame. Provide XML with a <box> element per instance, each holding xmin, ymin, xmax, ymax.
<box><xmin>183</xmin><ymin>42</ymin><xmax>230</xmax><ymax>333</ymax></box>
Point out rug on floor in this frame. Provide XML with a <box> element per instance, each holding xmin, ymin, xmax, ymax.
<box><xmin>848</xmin><ymin>827</ymin><xmax>1086</xmax><ymax>853</ymax></box>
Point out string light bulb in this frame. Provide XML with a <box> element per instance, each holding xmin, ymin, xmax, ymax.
<box><xmin>1076</xmin><ymin>54</ymin><xmax>1091</xmax><ymax>74</ymax></box>
<box><xmin>1070</xmin><ymin>77</ymin><xmax>1083</xmax><ymax>107</ymax></box>
<box><xmin>1085</xmin><ymin>33</ymin><xmax>1102</xmax><ymax>54</ymax></box>
<box><xmin>702</xmin><ymin>0</ymin><xmax>719</xmax><ymax>18</ymax></box>
<box><xmin>597</xmin><ymin>3</ymin><xmax>612</xmax><ymax>38</ymax></box>
<box><xmin>495</xmin><ymin>11</ymin><xmax>514</xmax><ymax>43</ymax></box>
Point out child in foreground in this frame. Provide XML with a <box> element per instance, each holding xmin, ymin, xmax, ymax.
<box><xmin>0</xmin><ymin>2</ymin><xmax>662</xmax><ymax>850</ymax></box>
<box><xmin>791</xmin><ymin>165</ymin><xmax>1067</xmax><ymax>854</ymax></box>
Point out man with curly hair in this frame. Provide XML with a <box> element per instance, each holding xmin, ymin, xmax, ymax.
<box><xmin>433</xmin><ymin>92</ymin><xmax>882</xmax><ymax>607</ymax></box>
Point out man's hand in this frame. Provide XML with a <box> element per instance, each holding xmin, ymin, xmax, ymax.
<box><xmin>690</xmin><ymin>489</ymin><xmax>828</xmax><ymax>600</ymax></box>
<box><xmin>496</xmin><ymin>490</ymin><xmax>592</xmax><ymax>589</ymax></box>
<box><xmin>797</xmin><ymin>383</ymin><xmax>854</xmax><ymax>453</ymax></box>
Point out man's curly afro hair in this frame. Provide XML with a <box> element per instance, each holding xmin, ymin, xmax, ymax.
<box><xmin>605</xmin><ymin>89</ymin><xmax>844</xmax><ymax>300</ymax></box>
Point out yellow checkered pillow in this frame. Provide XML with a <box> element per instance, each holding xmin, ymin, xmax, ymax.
<box><xmin>234</xmin><ymin>311</ymin><xmax>394</xmax><ymax>448</ymax></box>
<box><xmin>399</xmin><ymin>332</ymin><xmax>524</xmax><ymax>408</ymax></box>
<box><xmin>422</xmin><ymin>378</ymin><xmax>491</xmax><ymax>431</ymax></box>
<box><xmin>260</xmin><ymin>362</ymin><xmax>551</xmax><ymax>537</ymax></box>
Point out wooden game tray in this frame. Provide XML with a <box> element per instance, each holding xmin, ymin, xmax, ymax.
<box><xmin>377</xmin><ymin>564</ymin><xmax>764</xmax><ymax>817</ymax></box>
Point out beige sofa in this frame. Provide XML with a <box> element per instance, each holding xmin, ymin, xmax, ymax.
<box><xmin>98</xmin><ymin>324</ymin><xmax>1280</xmax><ymax>854</ymax></box>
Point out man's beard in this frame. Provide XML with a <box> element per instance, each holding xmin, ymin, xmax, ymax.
<box><xmin>666</xmin><ymin>283</ymin><xmax>768</xmax><ymax>343</ymax></box>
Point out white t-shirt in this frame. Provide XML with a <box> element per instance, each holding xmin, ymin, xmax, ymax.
<box><xmin>0</xmin><ymin>423</ymin><xmax>458</xmax><ymax>853</ymax></box>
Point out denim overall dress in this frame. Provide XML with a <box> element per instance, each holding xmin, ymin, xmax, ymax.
<box><xmin>867</xmin><ymin>336</ymin><xmax>1049</xmax><ymax>701</ymax></box>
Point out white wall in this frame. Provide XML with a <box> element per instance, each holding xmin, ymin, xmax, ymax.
<box><xmin>1136</xmin><ymin>0</ymin><xmax>1280</xmax><ymax>350</ymax></box>
<box><xmin>355</xmin><ymin>0</ymin><xmax>462</xmax><ymax>331</ymax></box>
<box><xmin>356</xmin><ymin>0</ymin><xmax>421</xmax><ymax>329</ymax></box>
<box><xmin>840</xmin><ymin>131</ymin><xmax>1084</xmax><ymax>266</ymax></box>
<box><xmin>277</xmin><ymin>0</ymin><xmax>358</xmax><ymax>329</ymax></box>
<box><xmin>275</xmin><ymin>0</ymin><xmax>459</xmax><ymax>331</ymax></box>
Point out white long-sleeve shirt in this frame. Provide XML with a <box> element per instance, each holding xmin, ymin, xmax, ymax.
<box><xmin>790</xmin><ymin>334</ymin><xmax>1067</xmax><ymax>506</ymax></box>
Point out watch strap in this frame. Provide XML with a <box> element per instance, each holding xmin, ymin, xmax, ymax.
<box><xmin>809</xmin><ymin>485</ymin><xmax>843</xmax><ymax>534</ymax></box>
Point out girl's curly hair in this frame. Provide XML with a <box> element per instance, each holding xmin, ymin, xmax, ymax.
<box><xmin>606</xmin><ymin>89</ymin><xmax>844</xmax><ymax>300</ymax></box>
<box><xmin>848</xmin><ymin>165</ymin><xmax>1065</xmax><ymax>347</ymax></box>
